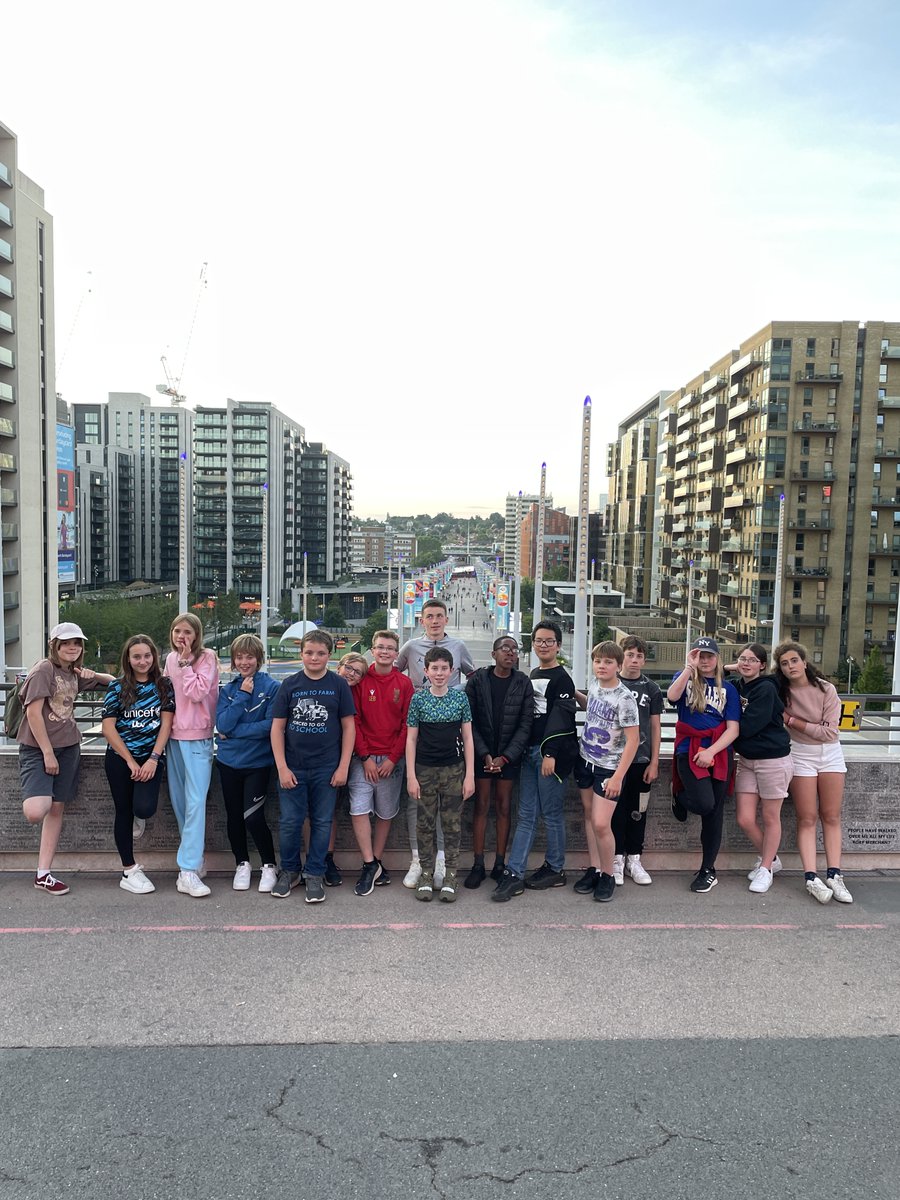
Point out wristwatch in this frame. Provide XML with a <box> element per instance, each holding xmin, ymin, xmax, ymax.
<box><xmin>150</xmin><ymin>752</ymin><xmax>162</xmax><ymax>761</ymax></box>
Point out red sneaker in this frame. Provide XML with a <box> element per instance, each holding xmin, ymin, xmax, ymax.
<box><xmin>34</xmin><ymin>872</ymin><xmax>69</xmax><ymax>896</ymax></box>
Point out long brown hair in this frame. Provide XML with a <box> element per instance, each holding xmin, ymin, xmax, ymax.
<box><xmin>118</xmin><ymin>635</ymin><xmax>172</xmax><ymax>709</ymax></box>
<box><xmin>772</xmin><ymin>639</ymin><xmax>828</xmax><ymax>701</ymax></box>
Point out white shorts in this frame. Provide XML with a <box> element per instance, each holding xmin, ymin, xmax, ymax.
<box><xmin>790</xmin><ymin>740</ymin><xmax>846</xmax><ymax>777</ymax></box>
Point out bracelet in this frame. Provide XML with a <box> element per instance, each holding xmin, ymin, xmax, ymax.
<box><xmin>150</xmin><ymin>752</ymin><xmax>162</xmax><ymax>761</ymax></box>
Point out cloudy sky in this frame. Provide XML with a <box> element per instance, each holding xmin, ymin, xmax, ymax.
<box><xmin>5</xmin><ymin>0</ymin><xmax>900</xmax><ymax>518</ymax></box>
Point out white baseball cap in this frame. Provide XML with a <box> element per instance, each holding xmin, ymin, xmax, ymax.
<box><xmin>50</xmin><ymin>622</ymin><xmax>87</xmax><ymax>641</ymax></box>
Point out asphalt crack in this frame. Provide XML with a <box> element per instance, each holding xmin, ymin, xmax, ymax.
<box><xmin>379</xmin><ymin>1132</ymin><xmax>483</xmax><ymax>1199</ymax></box>
<box><xmin>264</xmin><ymin>1076</ymin><xmax>362</xmax><ymax>1167</ymax></box>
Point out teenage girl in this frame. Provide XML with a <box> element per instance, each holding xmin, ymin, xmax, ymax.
<box><xmin>667</xmin><ymin>636</ymin><xmax>741</xmax><ymax>893</ymax></box>
<box><xmin>773</xmin><ymin>640</ymin><xmax>852</xmax><ymax>904</ymax></box>
<box><xmin>215</xmin><ymin>634</ymin><xmax>281</xmax><ymax>893</ymax></box>
<box><xmin>17</xmin><ymin>622</ymin><xmax>114</xmax><ymax>896</ymax></box>
<box><xmin>730</xmin><ymin>643</ymin><xmax>793</xmax><ymax>894</ymax></box>
<box><xmin>102</xmin><ymin>635</ymin><xmax>175</xmax><ymax>894</ymax></box>
<box><xmin>165</xmin><ymin>612</ymin><xmax>218</xmax><ymax>899</ymax></box>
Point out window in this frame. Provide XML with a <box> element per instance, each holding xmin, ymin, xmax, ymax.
<box><xmin>831</xmin><ymin>338</ymin><xmax>840</xmax><ymax>357</ymax></box>
<box><xmin>880</xmin><ymin>364</ymin><xmax>888</xmax><ymax>384</ymax></box>
<box><xmin>828</xmin><ymin>388</ymin><xmax>838</xmax><ymax>406</ymax></box>
<box><xmin>795</xmin><ymin>535</ymin><xmax>805</xmax><ymax>551</ymax></box>
<box><xmin>806</xmin><ymin>338</ymin><xmax>816</xmax><ymax>357</ymax></box>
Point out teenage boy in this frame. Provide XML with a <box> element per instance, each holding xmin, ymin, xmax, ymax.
<box><xmin>492</xmin><ymin>620</ymin><xmax>578</xmax><ymax>902</ymax></box>
<box><xmin>349</xmin><ymin>630</ymin><xmax>414</xmax><ymax>896</ymax></box>
<box><xmin>575</xmin><ymin>642</ymin><xmax>640</xmax><ymax>903</ymax></box>
<box><xmin>405</xmin><ymin>647</ymin><xmax>475</xmax><ymax>903</ymax></box>
<box><xmin>270</xmin><ymin>630</ymin><xmax>355</xmax><ymax>904</ymax></box>
<box><xmin>463</xmin><ymin>636</ymin><xmax>534</xmax><ymax>887</ymax></box>
<box><xmin>614</xmin><ymin>636</ymin><xmax>662</xmax><ymax>886</ymax></box>
<box><xmin>396</xmin><ymin>597</ymin><xmax>475</xmax><ymax>889</ymax></box>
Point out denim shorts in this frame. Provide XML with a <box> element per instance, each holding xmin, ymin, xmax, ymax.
<box><xmin>19</xmin><ymin>743</ymin><xmax>82</xmax><ymax>802</ymax></box>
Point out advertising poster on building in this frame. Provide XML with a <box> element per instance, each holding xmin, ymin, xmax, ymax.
<box><xmin>495</xmin><ymin>581</ymin><xmax>509</xmax><ymax>631</ymax></box>
<box><xmin>56</xmin><ymin>424</ymin><xmax>76</xmax><ymax>585</ymax></box>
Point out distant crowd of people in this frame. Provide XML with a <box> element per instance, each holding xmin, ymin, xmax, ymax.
<box><xmin>14</xmin><ymin>580</ymin><xmax>851</xmax><ymax>906</ymax></box>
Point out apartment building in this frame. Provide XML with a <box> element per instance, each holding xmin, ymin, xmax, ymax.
<box><xmin>503</xmin><ymin>491</ymin><xmax>552</xmax><ymax>572</ymax></box>
<box><xmin>300</xmin><ymin>442</ymin><xmax>353</xmax><ymax>584</ymax></box>
<box><xmin>72</xmin><ymin>393</ymin><xmax>194</xmax><ymax>586</ymax></box>
<box><xmin>0</xmin><ymin>121</ymin><xmax>56</xmax><ymax>667</ymax></box>
<box><xmin>655</xmin><ymin>320</ymin><xmax>900</xmax><ymax>675</ymax></box>
<box><xmin>520</xmin><ymin>503</ymin><xmax>572</xmax><ymax>577</ymax></box>
<box><xmin>606</xmin><ymin>394</ymin><xmax>668</xmax><ymax>602</ymax></box>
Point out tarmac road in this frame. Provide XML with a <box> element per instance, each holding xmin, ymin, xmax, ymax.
<box><xmin>1</xmin><ymin>868</ymin><xmax>899</xmax><ymax>1198</ymax></box>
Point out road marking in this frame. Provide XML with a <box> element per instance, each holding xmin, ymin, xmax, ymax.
<box><xmin>0</xmin><ymin>921</ymin><xmax>886</xmax><ymax>936</ymax></box>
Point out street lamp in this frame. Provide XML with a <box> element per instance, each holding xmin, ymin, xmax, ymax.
<box><xmin>846</xmin><ymin>655</ymin><xmax>855</xmax><ymax>694</ymax></box>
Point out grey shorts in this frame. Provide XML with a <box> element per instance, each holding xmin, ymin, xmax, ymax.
<box><xmin>19</xmin><ymin>743</ymin><xmax>82</xmax><ymax>803</ymax></box>
<box><xmin>348</xmin><ymin>755</ymin><xmax>404</xmax><ymax>819</ymax></box>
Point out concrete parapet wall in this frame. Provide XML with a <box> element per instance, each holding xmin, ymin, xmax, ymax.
<box><xmin>1</xmin><ymin>749</ymin><xmax>898</xmax><ymax>873</ymax></box>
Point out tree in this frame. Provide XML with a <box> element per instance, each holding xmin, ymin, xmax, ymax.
<box><xmin>278</xmin><ymin>590</ymin><xmax>294</xmax><ymax>623</ymax></box>
<box><xmin>546</xmin><ymin>564</ymin><xmax>569</xmax><ymax>582</ymax></box>
<box><xmin>322</xmin><ymin>601</ymin><xmax>347</xmax><ymax>628</ymax></box>
<box><xmin>855</xmin><ymin>647</ymin><xmax>891</xmax><ymax>710</ymax></box>
<box><xmin>359</xmin><ymin>609</ymin><xmax>389</xmax><ymax>649</ymax></box>
<box><xmin>413</xmin><ymin>535</ymin><xmax>444</xmax><ymax>568</ymax></box>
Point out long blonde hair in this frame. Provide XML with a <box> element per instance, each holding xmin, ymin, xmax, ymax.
<box><xmin>169</xmin><ymin>611</ymin><xmax>206</xmax><ymax>656</ymax></box>
<box><xmin>686</xmin><ymin>657</ymin><xmax>726</xmax><ymax>714</ymax></box>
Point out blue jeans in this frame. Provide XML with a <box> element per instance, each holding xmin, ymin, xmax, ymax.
<box><xmin>507</xmin><ymin>745</ymin><xmax>567</xmax><ymax>875</ymax></box>
<box><xmin>167</xmin><ymin>738</ymin><xmax>213</xmax><ymax>872</ymax></box>
<box><xmin>278</xmin><ymin>766</ymin><xmax>337</xmax><ymax>877</ymax></box>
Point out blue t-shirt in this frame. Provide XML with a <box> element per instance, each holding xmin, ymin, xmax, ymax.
<box><xmin>272</xmin><ymin>670</ymin><xmax>356</xmax><ymax>772</ymax></box>
<box><xmin>102</xmin><ymin>678</ymin><xmax>175</xmax><ymax>760</ymax></box>
<box><xmin>673</xmin><ymin>674</ymin><xmax>741</xmax><ymax>755</ymax></box>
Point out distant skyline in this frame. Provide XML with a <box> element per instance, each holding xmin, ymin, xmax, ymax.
<box><xmin>6</xmin><ymin>0</ymin><xmax>900</xmax><ymax>517</ymax></box>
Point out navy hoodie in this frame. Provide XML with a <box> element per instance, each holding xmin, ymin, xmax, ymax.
<box><xmin>733</xmin><ymin>674</ymin><xmax>791</xmax><ymax>760</ymax></box>
<box><xmin>215</xmin><ymin>671</ymin><xmax>281</xmax><ymax>770</ymax></box>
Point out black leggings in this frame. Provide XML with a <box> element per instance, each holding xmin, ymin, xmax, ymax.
<box><xmin>216</xmin><ymin>761</ymin><xmax>275</xmax><ymax>865</ymax></box>
<box><xmin>105</xmin><ymin>747</ymin><xmax>163</xmax><ymax>868</ymax></box>
<box><xmin>675</xmin><ymin>753</ymin><xmax>730</xmax><ymax>871</ymax></box>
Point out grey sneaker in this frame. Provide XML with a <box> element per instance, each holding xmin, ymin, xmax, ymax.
<box><xmin>271</xmin><ymin>869</ymin><xmax>302</xmax><ymax>899</ymax></box>
<box><xmin>305</xmin><ymin>874</ymin><xmax>326</xmax><ymax>904</ymax></box>
<box><xmin>439</xmin><ymin>869</ymin><xmax>458</xmax><ymax>903</ymax></box>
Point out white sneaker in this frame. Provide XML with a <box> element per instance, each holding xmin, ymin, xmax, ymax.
<box><xmin>806</xmin><ymin>876</ymin><xmax>832</xmax><ymax>904</ymax></box>
<box><xmin>613</xmin><ymin>854</ymin><xmax>625</xmax><ymax>886</ymax></box>
<box><xmin>433</xmin><ymin>851</ymin><xmax>446</xmax><ymax>890</ymax></box>
<box><xmin>827</xmin><ymin>873</ymin><xmax>853</xmax><ymax>904</ymax></box>
<box><xmin>748</xmin><ymin>854</ymin><xmax>783</xmax><ymax>881</ymax></box>
<box><xmin>626</xmin><ymin>855</ymin><xmax>652</xmax><ymax>885</ymax></box>
<box><xmin>232</xmin><ymin>861</ymin><xmax>252</xmax><ymax>891</ymax></box>
<box><xmin>258</xmin><ymin>864</ymin><xmax>279</xmax><ymax>893</ymax></box>
<box><xmin>120</xmin><ymin>865</ymin><xmax>155</xmax><ymax>894</ymax></box>
<box><xmin>176</xmin><ymin>869</ymin><xmax>211</xmax><ymax>898</ymax></box>
<box><xmin>403</xmin><ymin>857</ymin><xmax>422</xmax><ymax>889</ymax></box>
<box><xmin>133</xmin><ymin>817</ymin><xmax>146</xmax><ymax>840</ymax></box>
<box><xmin>749</xmin><ymin>866</ymin><xmax>773</xmax><ymax>893</ymax></box>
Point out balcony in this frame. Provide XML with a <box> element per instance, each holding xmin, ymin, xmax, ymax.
<box><xmin>870</xmin><ymin>493</ymin><xmax>900</xmax><ymax>507</ymax></box>
<box><xmin>868</xmin><ymin>544</ymin><xmax>900</xmax><ymax>557</ymax></box>
<box><xmin>700</xmin><ymin>373</ymin><xmax>728</xmax><ymax>395</ymax></box>
<box><xmin>677</xmin><ymin>389</ymin><xmax>700</xmax><ymax>410</ymax></box>
<box><xmin>720</xmin><ymin>537</ymin><xmax>748</xmax><ymax>553</ymax></box>
<box><xmin>866</xmin><ymin>593</ymin><xmax>900</xmax><ymax>605</ymax></box>
<box><xmin>790</xmin><ymin>613</ymin><xmax>830</xmax><ymax>626</ymax></box>
<box><xmin>723</xmin><ymin>491</ymin><xmax>751</xmax><ymax>509</ymax></box>
<box><xmin>873</xmin><ymin>447</ymin><xmax>900</xmax><ymax>459</ymax></box>
<box><xmin>785</xmin><ymin>566</ymin><xmax>831</xmax><ymax>578</ymax></box>
<box><xmin>793</xmin><ymin>421</ymin><xmax>839</xmax><ymax>433</ymax></box>
<box><xmin>787</xmin><ymin>518</ymin><xmax>834</xmax><ymax>533</ymax></box>
<box><xmin>790</xmin><ymin>469</ymin><xmax>836</xmax><ymax>481</ymax></box>
<box><xmin>728</xmin><ymin>398</ymin><xmax>760</xmax><ymax>422</ymax></box>
<box><xmin>719</xmin><ymin>581</ymin><xmax>741</xmax><ymax>597</ymax></box>
<box><xmin>730</xmin><ymin>352</ymin><xmax>762</xmax><ymax>379</ymax></box>
<box><xmin>725</xmin><ymin>446</ymin><xmax>756</xmax><ymax>466</ymax></box>
<box><xmin>877</xmin><ymin>395</ymin><xmax>900</xmax><ymax>409</ymax></box>
<box><xmin>794</xmin><ymin>372</ymin><xmax>843</xmax><ymax>384</ymax></box>
<box><xmin>728</xmin><ymin>382</ymin><xmax>750</xmax><ymax>401</ymax></box>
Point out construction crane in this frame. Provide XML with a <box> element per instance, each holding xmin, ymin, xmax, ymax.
<box><xmin>156</xmin><ymin>262</ymin><xmax>208</xmax><ymax>405</ymax></box>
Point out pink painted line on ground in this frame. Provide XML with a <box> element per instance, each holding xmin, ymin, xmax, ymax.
<box><xmin>834</xmin><ymin>923</ymin><xmax>886</xmax><ymax>929</ymax></box>
<box><xmin>581</xmin><ymin>922</ymin><xmax>802</xmax><ymax>931</ymax></box>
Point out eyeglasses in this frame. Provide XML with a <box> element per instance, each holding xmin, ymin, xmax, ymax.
<box><xmin>532</xmin><ymin>638</ymin><xmax>558</xmax><ymax>647</ymax></box>
<box><xmin>496</xmin><ymin>643</ymin><xmax>519</xmax><ymax>653</ymax></box>
<box><xmin>737</xmin><ymin>657</ymin><xmax>762</xmax><ymax>665</ymax></box>
<box><xmin>341</xmin><ymin>665</ymin><xmax>365</xmax><ymax>678</ymax></box>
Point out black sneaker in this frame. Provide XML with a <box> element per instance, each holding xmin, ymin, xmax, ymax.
<box><xmin>672</xmin><ymin>798</ymin><xmax>688</xmax><ymax>823</ymax></box>
<box><xmin>373</xmin><ymin>859</ymin><xmax>391</xmax><ymax>886</ymax></box>
<box><xmin>271</xmin><ymin>869</ymin><xmax>302</xmax><ymax>899</ymax></box>
<box><xmin>305</xmin><ymin>874</ymin><xmax>326</xmax><ymax>904</ymax></box>
<box><xmin>464</xmin><ymin>862</ymin><xmax>487</xmax><ymax>889</ymax></box>
<box><xmin>490</xmin><ymin>858</ymin><xmax>506</xmax><ymax>882</ymax></box>
<box><xmin>524</xmin><ymin>861</ymin><xmax>567</xmax><ymax>890</ymax></box>
<box><xmin>354</xmin><ymin>860</ymin><xmax>383</xmax><ymax>897</ymax></box>
<box><xmin>324</xmin><ymin>853</ymin><xmax>343</xmax><ymax>887</ymax></box>
<box><xmin>573</xmin><ymin>867</ymin><xmax>599</xmax><ymax>894</ymax></box>
<box><xmin>491</xmin><ymin>870</ymin><xmax>525</xmax><ymax>903</ymax></box>
<box><xmin>690</xmin><ymin>867</ymin><xmax>718</xmax><ymax>893</ymax></box>
<box><xmin>592</xmin><ymin>872</ymin><xmax>616</xmax><ymax>903</ymax></box>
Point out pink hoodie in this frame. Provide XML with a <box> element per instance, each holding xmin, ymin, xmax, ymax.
<box><xmin>165</xmin><ymin>649</ymin><xmax>218</xmax><ymax>740</ymax></box>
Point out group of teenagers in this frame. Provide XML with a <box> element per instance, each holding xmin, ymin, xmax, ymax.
<box><xmin>15</xmin><ymin>596</ymin><xmax>852</xmax><ymax>906</ymax></box>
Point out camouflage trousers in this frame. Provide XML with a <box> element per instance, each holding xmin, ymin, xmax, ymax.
<box><xmin>415</xmin><ymin>762</ymin><xmax>465</xmax><ymax>875</ymax></box>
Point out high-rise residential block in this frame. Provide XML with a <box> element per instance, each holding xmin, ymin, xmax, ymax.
<box><xmin>606</xmin><ymin>393</ymin><xmax>668</xmax><ymax>603</ymax></box>
<box><xmin>654</xmin><ymin>320</ymin><xmax>900</xmax><ymax>674</ymax></box>
<box><xmin>0</xmin><ymin>121</ymin><xmax>57</xmax><ymax>667</ymax></box>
